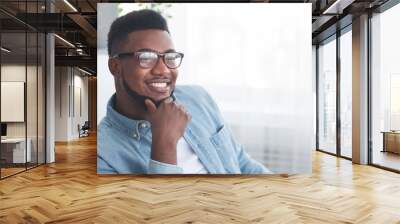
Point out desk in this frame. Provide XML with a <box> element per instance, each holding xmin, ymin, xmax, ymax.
<box><xmin>381</xmin><ymin>131</ymin><xmax>400</xmax><ymax>154</ymax></box>
<box><xmin>1</xmin><ymin>138</ymin><xmax>31</xmax><ymax>163</ymax></box>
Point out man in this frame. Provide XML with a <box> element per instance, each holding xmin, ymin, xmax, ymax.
<box><xmin>97</xmin><ymin>9</ymin><xmax>272</xmax><ymax>174</ymax></box>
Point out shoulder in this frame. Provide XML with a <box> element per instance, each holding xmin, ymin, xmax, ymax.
<box><xmin>174</xmin><ymin>85</ymin><xmax>218</xmax><ymax>110</ymax></box>
<box><xmin>97</xmin><ymin>117</ymin><xmax>122</xmax><ymax>162</ymax></box>
<box><xmin>98</xmin><ymin>116</ymin><xmax>111</xmax><ymax>130</ymax></box>
<box><xmin>97</xmin><ymin>117</ymin><xmax>146</xmax><ymax>173</ymax></box>
<box><xmin>98</xmin><ymin>117</ymin><xmax>113</xmax><ymax>142</ymax></box>
<box><xmin>174</xmin><ymin>85</ymin><xmax>224</xmax><ymax>130</ymax></box>
<box><xmin>174</xmin><ymin>85</ymin><xmax>210</xmax><ymax>99</ymax></box>
<box><xmin>175</xmin><ymin>85</ymin><xmax>207</xmax><ymax>93</ymax></box>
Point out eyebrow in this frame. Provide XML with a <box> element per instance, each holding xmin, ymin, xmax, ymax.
<box><xmin>136</xmin><ymin>48</ymin><xmax>176</xmax><ymax>53</ymax></box>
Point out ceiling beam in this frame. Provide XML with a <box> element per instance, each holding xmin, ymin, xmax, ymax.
<box><xmin>55</xmin><ymin>55</ymin><xmax>96</xmax><ymax>73</ymax></box>
<box><xmin>66</xmin><ymin>13</ymin><xmax>96</xmax><ymax>46</ymax></box>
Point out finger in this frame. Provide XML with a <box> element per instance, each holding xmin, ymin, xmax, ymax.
<box><xmin>160</xmin><ymin>97</ymin><xmax>174</xmax><ymax>108</ymax></box>
<box><xmin>164</xmin><ymin>97</ymin><xmax>173</xmax><ymax>104</ymax></box>
<box><xmin>176</xmin><ymin>103</ymin><xmax>186</xmax><ymax>112</ymax></box>
<box><xmin>144</xmin><ymin>99</ymin><xmax>157</xmax><ymax>113</ymax></box>
<box><xmin>179</xmin><ymin>105</ymin><xmax>190</xmax><ymax>117</ymax></box>
<box><xmin>182</xmin><ymin>106</ymin><xmax>188</xmax><ymax>114</ymax></box>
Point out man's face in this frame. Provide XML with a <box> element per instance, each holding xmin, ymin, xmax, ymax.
<box><xmin>118</xmin><ymin>29</ymin><xmax>178</xmax><ymax>102</ymax></box>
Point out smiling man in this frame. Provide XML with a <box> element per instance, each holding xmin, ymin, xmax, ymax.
<box><xmin>97</xmin><ymin>9</ymin><xmax>272</xmax><ymax>174</ymax></box>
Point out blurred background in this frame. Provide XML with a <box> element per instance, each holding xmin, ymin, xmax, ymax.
<box><xmin>97</xmin><ymin>3</ymin><xmax>313</xmax><ymax>174</ymax></box>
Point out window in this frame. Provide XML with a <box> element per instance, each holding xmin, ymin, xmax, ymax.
<box><xmin>318</xmin><ymin>36</ymin><xmax>337</xmax><ymax>155</ymax></box>
<box><xmin>371</xmin><ymin>2</ymin><xmax>400</xmax><ymax>171</ymax></box>
<box><xmin>340</xmin><ymin>28</ymin><xmax>352</xmax><ymax>158</ymax></box>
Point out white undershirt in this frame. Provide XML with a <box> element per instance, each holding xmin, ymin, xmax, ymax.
<box><xmin>177</xmin><ymin>137</ymin><xmax>208</xmax><ymax>174</ymax></box>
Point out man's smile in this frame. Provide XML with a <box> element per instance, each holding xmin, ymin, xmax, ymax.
<box><xmin>146</xmin><ymin>78</ymin><xmax>172</xmax><ymax>94</ymax></box>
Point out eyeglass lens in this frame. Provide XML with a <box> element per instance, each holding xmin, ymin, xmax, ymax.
<box><xmin>137</xmin><ymin>52</ymin><xmax>182</xmax><ymax>69</ymax></box>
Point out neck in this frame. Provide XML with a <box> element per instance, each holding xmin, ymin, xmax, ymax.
<box><xmin>115</xmin><ymin>91</ymin><xmax>148</xmax><ymax>121</ymax></box>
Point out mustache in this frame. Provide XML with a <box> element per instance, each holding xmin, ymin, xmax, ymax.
<box><xmin>122</xmin><ymin>79</ymin><xmax>175</xmax><ymax>109</ymax></box>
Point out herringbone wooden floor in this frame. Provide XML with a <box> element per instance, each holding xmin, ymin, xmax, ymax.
<box><xmin>1</xmin><ymin>135</ymin><xmax>400</xmax><ymax>224</ymax></box>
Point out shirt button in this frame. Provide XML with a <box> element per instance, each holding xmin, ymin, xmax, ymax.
<box><xmin>139</xmin><ymin>122</ymin><xmax>147</xmax><ymax>128</ymax></box>
<box><xmin>133</xmin><ymin>133</ymin><xmax>138</xmax><ymax>138</ymax></box>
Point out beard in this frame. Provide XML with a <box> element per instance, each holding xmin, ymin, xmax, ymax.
<box><xmin>122</xmin><ymin>78</ymin><xmax>175</xmax><ymax>109</ymax></box>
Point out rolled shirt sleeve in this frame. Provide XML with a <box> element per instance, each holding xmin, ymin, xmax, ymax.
<box><xmin>148</xmin><ymin>159</ymin><xmax>184</xmax><ymax>174</ymax></box>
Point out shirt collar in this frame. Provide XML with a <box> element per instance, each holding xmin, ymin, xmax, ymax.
<box><xmin>106</xmin><ymin>94</ymin><xmax>150</xmax><ymax>140</ymax></box>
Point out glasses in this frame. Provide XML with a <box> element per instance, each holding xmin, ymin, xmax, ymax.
<box><xmin>112</xmin><ymin>50</ymin><xmax>184</xmax><ymax>69</ymax></box>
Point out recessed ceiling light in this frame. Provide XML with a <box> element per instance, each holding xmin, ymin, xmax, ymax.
<box><xmin>54</xmin><ymin>34</ymin><xmax>75</xmax><ymax>48</ymax></box>
<box><xmin>323</xmin><ymin>0</ymin><xmax>355</xmax><ymax>15</ymax></box>
<box><xmin>1</xmin><ymin>47</ymin><xmax>11</xmax><ymax>53</ymax></box>
<box><xmin>78</xmin><ymin>67</ymin><xmax>93</xmax><ymax>76</ymax></box>
<box><xmin>63</xmin><ymin>0</ymin><xmax>78</xmax><ymax>12</ymax></box>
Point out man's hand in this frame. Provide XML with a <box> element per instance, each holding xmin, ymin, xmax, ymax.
<box><xmin>145</xmin><ymin>97</ymin><xmax>191</xmax><ymax>165</ymax></box>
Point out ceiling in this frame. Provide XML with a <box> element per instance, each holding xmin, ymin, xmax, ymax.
<box><xmin>0</xmin><ymin>0</ymin><xmax>394</xmax><ymax>75</ymax></box>
<box><xmin>0</xmin><ymin>0</ymin><xmax>98</xmax><ymax>74</ymax></box>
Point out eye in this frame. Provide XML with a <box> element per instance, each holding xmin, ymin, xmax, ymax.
<box><xmin>138</xmin><ymin>52</ymin><xmax>157</xmax><ymax>61</ymax></box>
<box><xmin>165</xmin><ymin>53</ymin><xmax>181</xmax><ymax>62</ymax></box>
<box><xmin>165</xmin><ymin>52</ymin><xmax>180</xmax><ymax>60</ymax></box>
<box><xmin>164</xmin><ymin>53</ymin><xmax>183</xmax><ymax>68</ymax></box>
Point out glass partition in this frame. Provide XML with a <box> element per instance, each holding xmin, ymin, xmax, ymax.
<box><xmin>1</xmin><ymin>30</ymin><xmax>28</xmax><ymax>177</ymax></box>
<box><xmin>38</xmin><ymin>32</ymin><xmax>45</xmax><ymax>165</ymax></box>
<box><xmin>0</xmin><ymin>1</ymin><xmax>46</xmax><ymax>179</ymax></box>
<box><xmin>27</xmin><ymin>31</ymin><xmax>38</xmax><ymax>169</ymax></box>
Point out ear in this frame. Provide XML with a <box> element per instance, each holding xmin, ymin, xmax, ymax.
<box><xmin>108</xmin><ymin>57</ymin><xmax>122</xmax><ymax>77</ymax></box>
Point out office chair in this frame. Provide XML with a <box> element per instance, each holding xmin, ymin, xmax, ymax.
<box><xmin>79</xmin><ymin>121</ymin><xmax>90</xmax><ymax>138</ymax></box>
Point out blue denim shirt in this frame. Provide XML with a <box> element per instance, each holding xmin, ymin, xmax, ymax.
<box><xmin>97</xmin><ymin>85</ymin><xmax>272</xmax><ymax>174</ymax></box>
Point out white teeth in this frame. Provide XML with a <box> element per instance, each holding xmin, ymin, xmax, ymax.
<box><xmin>150</xmin><ymin>82</ymin><xmax>167</xmax><ymax>88</ymax></box>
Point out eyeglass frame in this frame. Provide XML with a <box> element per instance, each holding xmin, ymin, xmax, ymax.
<box><xmin>111</xmin><ymin>50</ymin><xmax>184</xmax><ymax>69</ymax></box>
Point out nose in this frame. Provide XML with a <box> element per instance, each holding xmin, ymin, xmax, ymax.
<box><xmin>151</xmin><ymin>56</ymin><xmax>170</xmax><ymax>76</ymax></box>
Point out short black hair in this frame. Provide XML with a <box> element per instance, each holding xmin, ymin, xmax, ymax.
<box><xmin>107</xmin><ymin>9</ymin><xmax>170</xmax><ymax>56</ymax></box>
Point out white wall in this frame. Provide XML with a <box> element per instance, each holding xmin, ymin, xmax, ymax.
<box><xmin>72</xmin><ymin>73</ymin><xmax>89</xmax><ymax>138</ymax></box>
<box><xmin>55</xmin><ymin>67</ymin><xmax>68</xmax><ymax>141</ymax></box>
<box><xmin>55</xmin><ymin>67</ymin><xmax>89</xmax><ymax>141</ymax></box>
